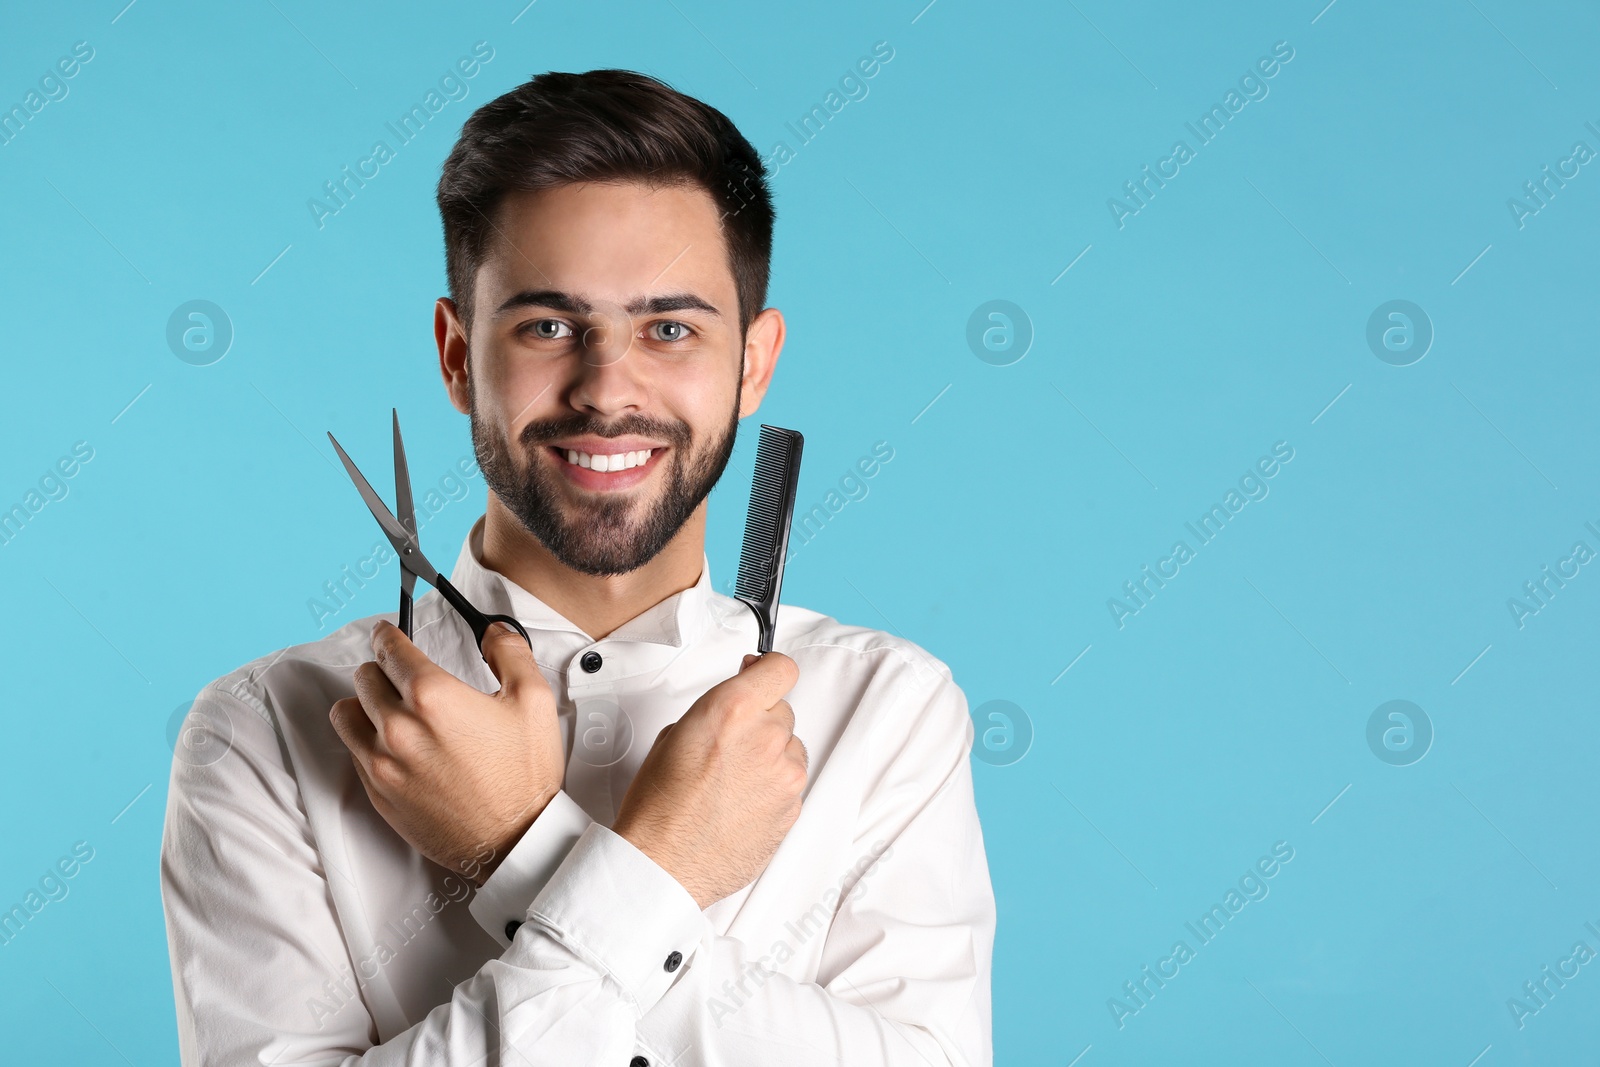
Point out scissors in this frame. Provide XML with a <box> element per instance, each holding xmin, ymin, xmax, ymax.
<box><xmin>327</xmin><ymin>410</ymin><xmax>532</xmax><ymax>655</ymax></box>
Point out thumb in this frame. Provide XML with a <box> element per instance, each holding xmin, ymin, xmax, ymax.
<box><xmin>482</xmin><ymin>621</ymin><xmax>542</xmax><ymax>697</ymax></box>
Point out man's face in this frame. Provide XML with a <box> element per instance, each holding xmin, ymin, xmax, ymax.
<box><xmin>458</xmin><ymin>181</ymin><xmax>748</xmax><ymax>576</ymax></box>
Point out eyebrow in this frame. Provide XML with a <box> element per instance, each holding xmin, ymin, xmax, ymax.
<box><xmin>493</xmin><ymin>289</ymin><xmax>721</xmax><ymax>319</ymax></box>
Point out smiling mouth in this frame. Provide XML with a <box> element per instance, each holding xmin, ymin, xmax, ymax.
<box><xmin>543</xmin><ymin>444</ymin><xmax>670</xmax><ymax>493</ymax></box>
<box><xmin>552</xmin><ymin>446</ymin><xmax>661</xmax><ymax>472</ymax></box>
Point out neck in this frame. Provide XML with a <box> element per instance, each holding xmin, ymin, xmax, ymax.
<box><xmin>478</xmin><ymin>493</ymin><xmax>706</xmax><ymax>641</ymax></box>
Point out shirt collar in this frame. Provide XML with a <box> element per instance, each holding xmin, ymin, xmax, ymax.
<box><xmin>445</xmin><ymin>514</ymin><xmax>714</xmax><ymax>649</ymax></box>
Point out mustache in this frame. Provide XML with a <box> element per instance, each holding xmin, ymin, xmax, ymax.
<box><xmin>517</xmin><ymin>412</ymin><xmax>693</xmax><ymax>451</ymax></box>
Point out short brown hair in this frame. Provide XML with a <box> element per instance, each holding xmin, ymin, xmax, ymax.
<box><xmin>437</xmin><ymin>69</ymin><xmax>774</xmax><ymax>337</ymax></box>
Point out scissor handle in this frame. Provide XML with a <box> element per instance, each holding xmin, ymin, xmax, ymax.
<box><xmin>398</xmin><ymin>588</ymin><xmax>414</xmax><ymax>640</ymax></box>
<box><xmin>434</xmin><ymin>575</ymin><xmax>533</xmax><ymax>654</ymax></box>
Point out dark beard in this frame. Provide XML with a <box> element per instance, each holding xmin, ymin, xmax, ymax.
<box><xmin>470</xmin><ymin>379</ymin><xmax>741</xmax><ymax>577</ymax></box>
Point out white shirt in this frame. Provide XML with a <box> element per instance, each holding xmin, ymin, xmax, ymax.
<box><xmin>160</xmin><ymin>516</ymin><xmax>995</xmax><ymax>1066</ymax></box>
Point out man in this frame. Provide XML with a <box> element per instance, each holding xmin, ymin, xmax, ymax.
<box><xmin>160</xmin><ymin>69</ymin><xmax>994</xmax><ymax>1066</ymax></box>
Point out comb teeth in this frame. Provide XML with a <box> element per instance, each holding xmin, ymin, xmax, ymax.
<box><xmin>734</xmin><ymin>426</ymin><xmax>803</xmax><ymax>642</ymax></box>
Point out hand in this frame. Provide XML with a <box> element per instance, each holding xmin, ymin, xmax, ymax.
<box><xmin>612</xmin><ymin>651</ymin><xmax>806</xmax><ymax>909</ymax></box>
<box><xmin>330</xmin><ymin>620</ymin><xmax>564</xmax><ymax>887</ymax></box>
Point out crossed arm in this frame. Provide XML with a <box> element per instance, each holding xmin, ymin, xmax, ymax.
<box><xmin>160</xmin><ymin>626</ymin><xmax>994</xmax><ymax>1065</ymax></box>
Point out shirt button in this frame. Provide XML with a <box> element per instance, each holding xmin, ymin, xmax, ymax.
<box><xmin>505</xmin><ymin>919</ymin><xmax>523</xmax><ymax>940</ymax></box>
<box><xmin>580</xmin><ymin>650</ymin><xmax>603</xmax><ymax>673</ymax></box>
<box><xmin>631</xmin><ymin>1058</ymin><xmax>649</xmax><ymax>1067</ymax></box>
<box><xmin>664</xmin><ymin>950</ymin><xmax>682</xmax><ymax>972</ymax></box>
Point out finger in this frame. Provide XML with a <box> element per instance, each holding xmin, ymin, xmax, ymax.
<box><xmin>725</xmin><ymin>651</ymin><xmax>800</xmax><ymax>707</ymax></box>
<box><xmin>785</xmin><ymin>733</ymin><xmax>809</xmax><ymax>772</ymax></box>
<box><xmin>351</xmin><ymin>662</ymin><xmax>429</xmax><ymax>762</ymax></box>
<box><xmin>352</xmin><ymin>660</ymin><xmax>404</xmax><ymax>727</ymax></box>
<box><xmin>480</xmin><ymin>621</ymin><xmax>545</xmax><ymax>700</ymax></box>
<box><xmin>369</xmin><ymin>619</ymin><xmax>452</xmax><ymax>705</ymax></box>
<box><xmin>329</xmin><ymin>696</ymin><xmax>378</xmax><ymax>772</ymax></box>
<box><xmin>768</xmin><ymin>697</ymin><xmax>795</xmax><ymax>734</ymax></box>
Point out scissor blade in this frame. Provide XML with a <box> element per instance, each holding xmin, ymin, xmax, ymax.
<box><xmin>327</xmin><ymin>431</ymin><xmax>441</xmax><ymax>587</ymax></box>
<box><xmin>391</xmin><ymin>408</ymin><xmax>416</xmax><ymax>538</ymax></box>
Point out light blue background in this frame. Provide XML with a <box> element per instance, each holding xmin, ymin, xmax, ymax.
<box><xmin>2</xmin><ymin>1</ymin><xmax>1597</xmax><ymax>1063</ymax></box>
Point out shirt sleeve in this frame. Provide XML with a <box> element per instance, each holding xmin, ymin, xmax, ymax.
<box><xmin>521</xmin><ymin>667</ymin><xmax>996</xmax><ymax>1067</ymax></box>
<box><xmin>467</xmin><ymin>788</ymin><xmax>594</xmax><ymax>947</ymax></box>
<box><xmin>160</xmin><ymin>681</ymin><xmax>658</xmax><ymax>1066</ymax></box>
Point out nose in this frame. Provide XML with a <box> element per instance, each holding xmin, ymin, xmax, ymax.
<box><xmin>569</xmin><ymin>303</ymin><xmax>646</xmax><ymax>415</ymax></box>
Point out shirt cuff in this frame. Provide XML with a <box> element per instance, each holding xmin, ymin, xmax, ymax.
<box><xmin>522</xmin><ymin>822</ymin><xmax>710</xmax><ymax>1016</ymax></box>
<box><xmin>468</xmin><ymin>789</ymin><xmax>594</xmax><ymax>948</ymax></box>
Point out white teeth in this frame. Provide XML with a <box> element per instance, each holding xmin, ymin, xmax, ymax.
<box><xmin>562</xmin><ymin>448</ymin><xmax>653</xmax><ymax>472</ymax></box>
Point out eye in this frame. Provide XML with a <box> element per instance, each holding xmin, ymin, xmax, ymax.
<box><xmin>647</xmin><ymin>320</ymin><xmax>694</xmax><ymax>343</ymax></box>
<box><xmin>523</xmin><ymin>318</ymin><xmax>573</xmax><ymax>340</ymax></box>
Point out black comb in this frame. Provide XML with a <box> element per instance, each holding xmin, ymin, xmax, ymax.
<box><xmin>734</xmin><ymin>424</ymin><xmax>804</xmax><ymax>654</ymax></box>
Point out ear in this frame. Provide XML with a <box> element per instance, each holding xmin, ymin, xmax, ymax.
<box><xmin>436</xmin><ymin>298</ymin><xmax>471</xmax><ymax>415</ymax></box>
<box><xmin>737</xmin><ymin>306</ymin><xmax>786</xmax><ymax>419</ymax></box>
